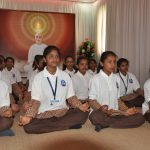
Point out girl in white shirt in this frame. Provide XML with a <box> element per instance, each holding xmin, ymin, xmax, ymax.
<box><xmin>89</xmin><ymin>51</ymin><xmax>145</xmax><ymax>132</ymax></box>
<box><xmin>116</xmin><ymin>58</ymin><xmax>144</xmax><ymax>107</ymax></box>
<box><xmin>72</xmin><ymin>56</ymin><xmax>92</xmax><ymax>103</ymax></box>
<box><xmin>5</xmin><ymin>57</ymin><xmax>24</xmax><ymax>103</ymax></box>
<box><xmin>23</xmin><ymin>55</ymin><xmax>45</xmax><ymax>112</ymax></box>
<box><xmin>63</xmin><ymin>56</ymin><xmax>76</xmax><ymax>78</ymax></box>
<box><xmin>19</xmin><ymin>45</ymin><xmax>89</xmax><ymax>134</ymax></box>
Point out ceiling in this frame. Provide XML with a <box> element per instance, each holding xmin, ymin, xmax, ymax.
<box><xmin>60</xmin><ymin>0</ymin><xmax>98</xmax><ymax>3</ymax></box>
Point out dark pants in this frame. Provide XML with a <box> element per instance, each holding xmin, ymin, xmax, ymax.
<box><xmin>24</xmin><ymin>108</ymin><xmax>89</xmax><ymax>134</ymax></box>
<box><xmin>89</xmin><ymin>109</ymin><xmax>145</xmax><ymax>128</ymax></box>
<box><xmin>145</xmin><ymin>112</ymin><xmax>150</xmax><ymax>123</ymax></box>
<box><xmin>124</xmin><ymin>95</ymin><xmax>144</xmax><ymax>108</ymax></box>
<box><xmin>0</xmin><ymin>117</ymin><xmax>13</xmax><ymax>132</ymax></box>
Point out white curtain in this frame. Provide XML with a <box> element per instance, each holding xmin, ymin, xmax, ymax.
<box><xmin>97</xmin><ymin>1</ymin><xmax>107</xmax><ymax>57</ymax></box>
<box><xmin>0</xmin><ymin>0</ymin><xmax>101</xmax><ymax>56</ymax></box>
<box><xmin>106</xmin><ymin>0</ymin><xmax>150</xmax><ymax>86</ymax></box>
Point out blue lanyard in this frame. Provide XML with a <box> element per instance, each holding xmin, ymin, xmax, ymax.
<box><xmin>47</xmin><ymin>77</ymin><xmax>58</xmax><ymax>100</ymax></box>
<box><xmin>119</xmin><ymin>72</ymin><xmax>129</xmax><ymax>95</ymax></box>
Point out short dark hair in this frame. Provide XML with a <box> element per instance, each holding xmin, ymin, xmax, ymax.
<box><xmin>43</xmin><ymin>45</ymin><xmax>61</xmax><ymax>58</ymax></box>
<box><xmin>89</xmin><ymin>59</ymin><xmax>97</xmax><ymax>65</ymax></box>
<box><xmin>117</xmin><ymin>58</ymin><xmax>129</xmax><ymax>68</ymax></box>
<box><xmin>5</xmin><ymin>57</ymin><xmax>15</xmax><ymax>64</ymax></box>
<box><xmin>76</xmin><ymin>56</ymin><xmax>88</xmax><ymax>65</ymax></box>
<box><xmin>62</xmin><ymin>56</ymin><xmax>74</xmax><ymax>71</ymax></box>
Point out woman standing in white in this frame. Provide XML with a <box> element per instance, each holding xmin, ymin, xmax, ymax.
<box><xmin>72</xmin><ymin>56</ymin><xmax>92</xmax><ymax>103</ymax></box>
<box><xmin>24</xmin><ymin>32</ymin><xmax>47</xmax><ymax>74</ymax></box>
<box><xmin>28</xmin><ymin>33</ymin><xmax>47</xmax><ymax>64</ymax></box>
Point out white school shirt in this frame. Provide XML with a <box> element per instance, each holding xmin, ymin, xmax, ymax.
<box><xmin>0</xmin><ymin>69</ymin><xmax>15</xmax><ymax>93</ymax></box>
<box><xmin>31</xmin><ymin>67</ymin><xmax>75</xmax><ymax>114</ymax></box>
<box><xmin>116</xmin><ymin>72</ymin><xmax>140</xmax><ymax>96</ymax></box>
<box><xmin>0</xmin><ymin>80</ymin><xmax>10</xmax><ymax>108</ymax></box>
<box><xmin>72</xmin><ymin>71</ymin><xmax>92</xmax><ymax>100</ymax></box>
<box><xmin>142</xmin><ymin>79</ymin><xmax>150</xmax><ymax>114</ymax></box>
<box><xmin>64</xmin><ymin>68</ymin><xmax>75</xmax><ymax>78</ymax></box>
<box><xmin>87</xmin><ymin>69</ymin><xmax>97</xmax><ymax>76</ymax></box>
<box><xmin>5</xmin><ymin>68</ymin><xmax>22</xmax><ymax>83</ymax></box>
<box><xmin>89</xmin><ymin>70</ymin><xmax>120</xmax><ymax>110</ymax></box>
<box><xmin>28</xmin><ymin>69</ymin><xmax>39</xmax><ymax>92</ymax></box>
<box><xmin>28</xmin><ymin>43</ymin><xmax>47</xmax><ymax>63</ymax></box>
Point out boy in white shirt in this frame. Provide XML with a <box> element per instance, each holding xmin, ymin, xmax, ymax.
<box><xmin>5</xmin><ymin>57</ymin><xmax>22</xmax><ymax>83</ymax></box>
<box><xmin>63</xmin><ymin>56</ymin><xmax>75</xmax><ymax>78</ymax></box>
<box><xmin>88</xmin><ymin>59</ymin><xmax>97</xmax><ymax>76</ymax></box>
<box><xmin>0</xmin><ymin>57</ymin><xmax>19</xmax><ymax>113</ymax></box>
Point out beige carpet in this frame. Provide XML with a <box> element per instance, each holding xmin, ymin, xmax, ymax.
<box><xmin>0</xmin><ymin>114</ymin><xmax>150</xmax><ymax>150</ymax></box>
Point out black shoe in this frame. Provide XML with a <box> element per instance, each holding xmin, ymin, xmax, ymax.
<box><xmin>95</xmin><ymin>125</ymin><xmax>102</xmax><ymax>132</ymax></box>
<box><xmin>70</xmin><ymin>124</ymin><xmax>82</xmax><ymax>129</ymax></box>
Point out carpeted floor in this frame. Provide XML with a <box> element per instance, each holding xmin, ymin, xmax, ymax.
<box><xmin>0</xmin><ymin>113</ymin><xmax>150</xmax><ymax>150</ymax></box>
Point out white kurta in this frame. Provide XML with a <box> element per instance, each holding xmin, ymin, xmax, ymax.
<box><xmin>89</xmin><ymin>70</ymin><xmax>120</xmax><ymax>110</ymax></box>
<box><xmin>28</xmin><ymin>43</ymin><xmax>47</xmax><ymax>64</ymax></box>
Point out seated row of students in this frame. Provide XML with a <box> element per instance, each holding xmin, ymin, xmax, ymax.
<box><xmin>18</xmin><ymin>46</ymin><xmax>145</xmax><ymax>134</ymax></box>
<box><xmin>0</xmin><ymin>46</ymin><xmax>147</xmax><ymax>135</ymax></box>
<box><xmin>62</xmin><ymin>55</ymin><xmax>144</xmax><ymax>108</ymax></box>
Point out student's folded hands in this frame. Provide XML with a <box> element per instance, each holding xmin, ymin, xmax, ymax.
<box><xmin>19</xmin><ymin>116</ymin><xmax>32</xmax><ymax>126</ymax></box>
<box><xmin>2</xmin><ymin>108</ymin><xmax>12</xmax><ymax>117</ymax></box>
<box><xmin>100</xmin><ymin>106</ymin><xmax>119</xmax><ymax>116</ymax></box>
<box><xmin>100</xmin><ymin>105</ymin><xmax>109</xmax><ymax>113</ymax></box>
<box><xmin>125</xmin><ymin>107</ymin><xmax>138</xmax><ymax>116</ymax></box>
<box><xmin>79</xmin><ymin>102</ymin><xmax>89</xmax><ymax>112</ymax></box>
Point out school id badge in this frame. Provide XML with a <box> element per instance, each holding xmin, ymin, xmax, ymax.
<box><xmin>50</xmin><ymin>99</ymin><xmax>60</xmax><ymax>105</ymax></box>
<box><xmin>129</xmin><ymin>78</ymin><xmax>133</xmax><ymax>83</ymax></box>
